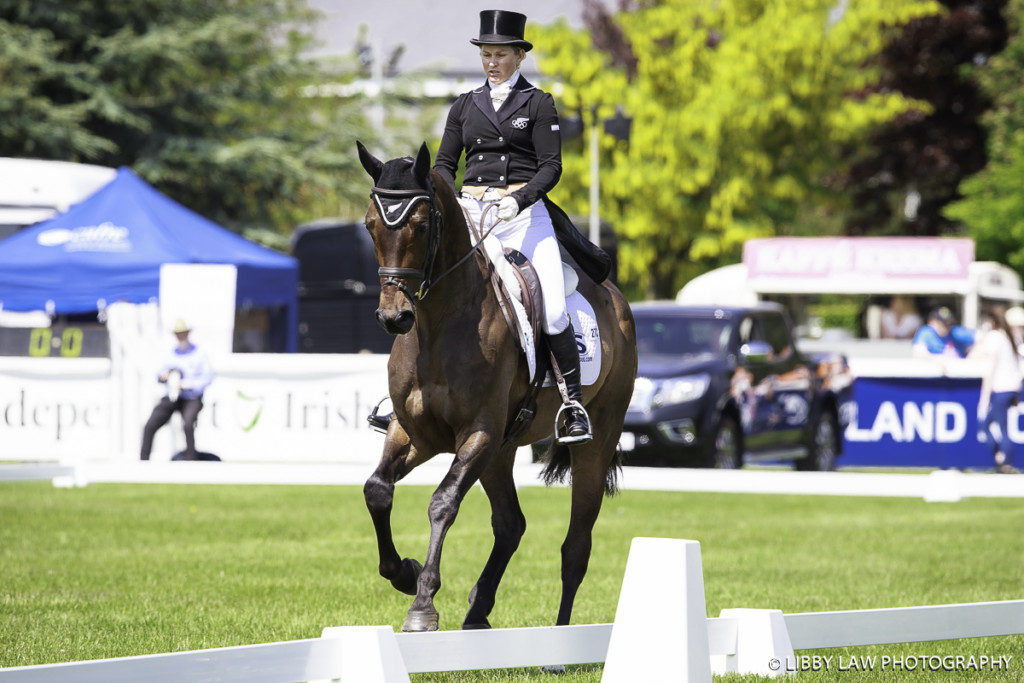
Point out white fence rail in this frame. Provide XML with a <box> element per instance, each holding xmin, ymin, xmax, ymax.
<box><xmin>5</xmin><ymin>460</ymin><xmax>1024</xmax><ymax>502</ymax></box>
<box><xmin>2</xmin><ymin>539</ymin><xmax>1022</xmax><ymax>682</ymax></box>
<box><xmin>785</xmin><ymin>599</ymin><xmax>1024</xmax><ymax>649</ymax></box>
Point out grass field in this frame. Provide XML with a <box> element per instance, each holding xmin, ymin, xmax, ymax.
<box><xmin>2</xmin><ymin>479</ymin><xmax>1023</xmax><ymax>681</ymax></box>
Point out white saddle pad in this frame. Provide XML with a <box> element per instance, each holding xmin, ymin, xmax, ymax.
<box><xmin>480</xmin><ymin>234</ymin><xmax>600</xmax><ymax>387</ymax></box>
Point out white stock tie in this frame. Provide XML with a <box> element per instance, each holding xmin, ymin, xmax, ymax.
<box><xmin>490</xmin><ymin>81</ymin><xmax>512</xmax><ymax>111</ymax></box>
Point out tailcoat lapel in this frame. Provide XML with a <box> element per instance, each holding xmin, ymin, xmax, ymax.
<box><xmin>497</xmin><ymin>77</ymin><xmax>535</xmax><ymax>122</ymax></box>
<box><xmin>471</xmin><ymin>85</ymin><xmax>502</xmax><ymax>131</ymax></box>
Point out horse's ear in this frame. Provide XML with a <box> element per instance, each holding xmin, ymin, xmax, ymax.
<box><xmin>413</xmin><ymin>142</ymin><xmax>431</xmax><ymax>187</ymax></box>
<box><xmin>356</xmin><ymin>140</ymin><xmax>383</xmax><ymax>184</ymax></box>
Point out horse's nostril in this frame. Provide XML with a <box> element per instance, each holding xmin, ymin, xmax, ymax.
<box><xmin>376</xmin><ymin>308</ymin><xmax>415</xmax><ymax>335</ymax></box>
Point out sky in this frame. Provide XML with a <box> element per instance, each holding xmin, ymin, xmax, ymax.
<box><xmin>305</xmin><ymin>0</ymin><xmax>598</xmax><ymax>75</ymax></box>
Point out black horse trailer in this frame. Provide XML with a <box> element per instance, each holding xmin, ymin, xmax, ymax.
<box><xmin>290</xmin><ymin>219</ymin><xmax>393</xmax><ymax>353</ymax></box>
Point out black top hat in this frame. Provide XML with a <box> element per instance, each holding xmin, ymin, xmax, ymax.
<box><xmin>470</xmin><ymin>10</ymin><xmax>533</xmax><ymax>52</ymax></box>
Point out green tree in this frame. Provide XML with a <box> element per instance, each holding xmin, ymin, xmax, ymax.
<box><xmin>945</xmin><ymin>0</ymin><xmax>1024</xmax><ymax>272</ymax></box>
<box><xmin>841</xmin><ymin>0</ymin><xmax>1007</xmax><ymax>238</ymax></box>
<box><xmin>532</xmin><ymin>0</ymin><xmax>939</xmax><ymax>298</ymax></box>
<box><xmin>0</xmin><ymin>0</ymin><xmax>377</xmax><ymax>240</ymax></box>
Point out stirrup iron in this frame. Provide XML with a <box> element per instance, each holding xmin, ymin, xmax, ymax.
<box><xmin>554</xmin><ymin>400</ymin><xmax>593</xmax><ymax>445</ymax></box>
<box><xmin>367</xmin><ymin>396</ymin><xmax>393</xmax><ymax>434</ymax></box>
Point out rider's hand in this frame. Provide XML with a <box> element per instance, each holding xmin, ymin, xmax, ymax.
<box><xmin>496</xmin><ymin>196</ymin><xmax>519</xmax><ymax>221</ymax></box>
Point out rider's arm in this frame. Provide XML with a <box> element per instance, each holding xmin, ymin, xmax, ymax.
<box><xmin>434</xmin><ymin>96</ymin><xmax>465</xmax><ymax>192</ymax></box>
<box><xmin>509</xmin><ymin>92</ymin><xmax>562</xmax><ymax>210</ymax></box>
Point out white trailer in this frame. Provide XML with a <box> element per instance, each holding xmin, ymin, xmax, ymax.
<box><xmin>0</xmin><ymin>157</ymin><xmax>116</xmax><ymax>240</ymax></box>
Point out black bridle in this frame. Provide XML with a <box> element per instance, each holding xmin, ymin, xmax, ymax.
<box><xmin>371</xmin><ymin>183</ymin><xmax>443</xmax><ymax>305</ymax></box>
<box><xmin>370</xmin><ymin>179</ymin><xmax>499</xmax><ymax>306</ymax></box>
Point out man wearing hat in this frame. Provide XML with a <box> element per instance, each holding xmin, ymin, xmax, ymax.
<box><xmin>140</xmin><ymin>318</ymin><xmax>215</xmax><ymax>460</ymax></box>
<box><xmin>433</xmin><ymin>9</ymin><xmax>601</xmax><ymax>444</ymax></box>
<box><xmin>911</xmin><ymin>306</ymin><xmax>975</xmax><ymax>360</ymax></box>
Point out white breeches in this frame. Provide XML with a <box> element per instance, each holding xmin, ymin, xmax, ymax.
<box><xmin>458</xmin><ymin>194</ymin><xmax>569</xmax><ymax>335</ymax></box>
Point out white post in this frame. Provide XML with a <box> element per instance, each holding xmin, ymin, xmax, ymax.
<box><xmin>318</xmin><ymin>625</ymin><xmax>409</xmax><ymax>682</ymax></box>
<box><xmin>713</xmin><ymin>608</ymin><xmax>794</xmax><ymax>676</ymax></box>
<box><xmin>602</xmin><ymin>538</ymin><xmax>712</xmax><ymax>682</ymax></box>
<box><xmin>924</xmin><ymin>469</ymin><xmax>963</xmax><ymax>502</ymax></box>
<box><xmin>588</xmin><ymin>117</ymin><xmax>600</xmax><ymax>246</ymax></box>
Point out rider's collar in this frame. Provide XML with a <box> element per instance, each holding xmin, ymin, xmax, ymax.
<box><xmin>488</xmin><ymin>70</ymin><xmax>520</xmax><ymax>91</ymax></box>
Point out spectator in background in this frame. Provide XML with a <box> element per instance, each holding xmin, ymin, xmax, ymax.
<box><xmin>1005</xmin><ymin>306</ymin><xmax>1024</xmax><ymax>356</ymax></box>
<box><xmin>911</xmin><ymin>307</ymin><xmax>975</xmax><ymax>360</ymax></box>
<box><xmin>880</xmin><ymin>295</ymin><xmax>922</xmax><ymax>340</ymax></box>
<box><xmin>140</xmin><ymin>319</ymin><xmax>214</xmax><ymax>461</ymax></box>
<box><xmin>974</xmin><ymin>309</ymin><xmax>1022</xmax><ymax>474</ymax></box>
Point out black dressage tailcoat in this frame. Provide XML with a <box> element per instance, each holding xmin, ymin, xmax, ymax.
<box><xmin>434</xmin><ymin>76</ymin><xmax>561</xmax><ymax>210</ymax></box>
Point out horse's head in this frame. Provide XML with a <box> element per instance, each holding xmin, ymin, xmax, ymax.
<box><xmin>357</xmin><ymin>141</ymin><xmax>441</xmax><ymax>336</ymax></box>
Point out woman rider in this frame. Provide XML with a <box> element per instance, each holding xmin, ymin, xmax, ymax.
<box><xmin>433</xmin><ymin>9</ymin><xmax>591</xmax><ymax>444</ymax></box>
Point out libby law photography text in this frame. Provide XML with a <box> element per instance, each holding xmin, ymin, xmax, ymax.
<box><xmin>770</xmin><ymin>654</ymin><xmax>1014</xmax><ymax>673</ymax></box>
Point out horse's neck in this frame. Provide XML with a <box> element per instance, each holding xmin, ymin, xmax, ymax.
<box><xmin>412</xmin><ymin>188</ymin><xmax>497</xmax><ymax>342</ymax></box>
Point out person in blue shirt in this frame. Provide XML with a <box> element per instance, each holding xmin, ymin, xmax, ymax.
<box><xmin>911</xmin><ymin>306</ymin><xmax>975</xmax><ymax>359</ymax></box>
<box><xmin>140</xmin><ymin>319</ymin><xmax>215</xmax><ymax>460</ymax></box>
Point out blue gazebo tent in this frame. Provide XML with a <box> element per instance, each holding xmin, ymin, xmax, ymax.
<box><xmin>0</xmin><ymin>167</ymin><xmax>298</xmax><ymax>351</ymax></box>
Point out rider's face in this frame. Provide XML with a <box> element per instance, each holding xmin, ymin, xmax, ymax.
<box><xmin>480</xmin><ymin>45</ymin><xmax>522</xmax><ymax>85</ymax></box>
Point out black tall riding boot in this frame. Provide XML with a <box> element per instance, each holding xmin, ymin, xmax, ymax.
<box><xmin>547</xmin><ymin>324</ymin><xmax>593</xmax><ymax>444</ymax></box>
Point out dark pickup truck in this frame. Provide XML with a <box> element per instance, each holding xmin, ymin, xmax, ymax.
<box><xmin>621</xmin><ymin>302</ymin><xmax>854</xmax><ymax>469</ymax></box>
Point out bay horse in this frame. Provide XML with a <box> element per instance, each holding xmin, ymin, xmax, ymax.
<box><xmin>356</xmin><ymin>141</ymin><xmax>637</xmax><ymax>632</ymax></box>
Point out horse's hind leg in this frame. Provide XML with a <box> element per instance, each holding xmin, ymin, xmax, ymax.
<box><xmin>463</xmin><ymin>448</ymin><xmax>525</xmax><ymax>629</ymax></box>
<box><xmin>555</xmin><ymin>432</ymin><xmax>619</xmax><ymax>626</ymax></box>
<box><xmin>404</xmin><ymin>430</ymin><xmax>494</xmax><ymax>632</ymax></box>
<box><xmin>364</xmin><ymin>422</ymin><xmax>430</xmax><ymax>595</ymax></box>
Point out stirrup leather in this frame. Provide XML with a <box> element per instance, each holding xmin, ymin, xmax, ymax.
<box><xmin>554</xmin><ymin>400</ymin><xmax>593</xmax><ymax>444</ymax></box>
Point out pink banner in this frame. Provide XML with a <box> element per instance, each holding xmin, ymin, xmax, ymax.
<box><xmin>743</xmin><ymin>238</ymin><xmax>974</xmax><ymax>281</ymax></box>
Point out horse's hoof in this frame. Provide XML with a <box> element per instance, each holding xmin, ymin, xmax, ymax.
<box><xmin>541</xmin><ymin>665</ymin><xmax>567</xmax><ymax>675</ymax></box>
<box><xmin>389</xmin><ymin>558</ymin><xmax>422</xmax><ymax>596</ymax></box>
<box><xmin>461</xmin><ymin>618</ymin><xmax>491</xmax><ymax>630</ymax></box>
<box><xmin>402</xmin><ymin>609</ymin><xmax>439</xmax><ymax>632</ymax></box>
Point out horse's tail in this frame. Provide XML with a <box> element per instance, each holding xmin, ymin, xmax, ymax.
<box><xmin>540</xmin><ymin>440</ymin><xmax>622</xmax><ymax>497</ymax></box>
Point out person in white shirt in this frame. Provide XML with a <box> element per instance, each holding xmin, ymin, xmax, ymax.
<box><xmin>975</xmin><ymin>309</ymin><xmax>1022</xmax><ymax>474</ymax></box>
<box><xmin>140</xmin><ymin>319</ymin><xmax>214</xmax><ymax>460</ymax></box>
<box><xmin>1005</xmin><ymin>305</ymin><xmax>1024</xmax><ymax>356</ymax></box>
<box><xmin>879</xmin><ymin>295</ymin><xmax>922</xmax><ymax>340</ymax></box>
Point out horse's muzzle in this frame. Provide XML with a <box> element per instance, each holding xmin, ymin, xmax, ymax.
<box><xmin>376</xmin><ymin>307</ymin><xmax>415</xmax><ymax>335</ymax></box>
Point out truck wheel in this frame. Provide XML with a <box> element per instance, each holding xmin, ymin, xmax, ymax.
<box><xmin>797</xmin><ymin>409</ymin><xmax>838</xmax><ymax>471</ymax></box>
<box><xmin>708</xmin><ymin>415</ymin><xmax>742</xmax><ymax>469</ymax></box>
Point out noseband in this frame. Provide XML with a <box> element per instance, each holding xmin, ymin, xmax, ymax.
<box><xmin>370</xmin><ymin>180</ymin><xmax>500</xmax><ymax>307</ymax></box>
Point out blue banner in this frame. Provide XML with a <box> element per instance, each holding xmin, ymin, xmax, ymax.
<box><xmin>842</xmin><ymin>376</ymin><xmax>1018</xmax><ymax>470</ymax></box>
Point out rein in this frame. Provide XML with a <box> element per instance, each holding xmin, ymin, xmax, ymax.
<box><xmin>370</xmin><ymin>183</ymin><xmax>500</xmax><ymax>306</ymax></box>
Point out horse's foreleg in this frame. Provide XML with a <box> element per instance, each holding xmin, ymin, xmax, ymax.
<box><xmin>364</xmin><ymin>423</ymin><xmax>427</xmax><ymax>595</ymax></box>
<box><xmin>463</xmin><ymin>449</ymin><xmax>525</xmax><ymax>629</ymax></box>
<box><xmin>403</xmin><ymin>430</ymin><xmax>494</xmax><ymax>632</ymax></box>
